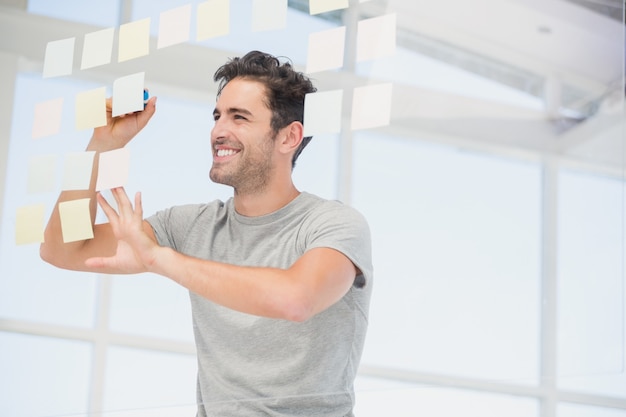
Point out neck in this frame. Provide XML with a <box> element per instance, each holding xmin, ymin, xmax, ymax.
<box><xmin>233</xmin><ymin>179</ymin><xmax>300</xmax><ymax>217</ymax></box>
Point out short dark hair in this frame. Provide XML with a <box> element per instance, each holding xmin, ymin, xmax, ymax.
<box><xmin>213</xmin><ymin>50</ymin><xmax>317</xmax><ymax>168</ymax></box>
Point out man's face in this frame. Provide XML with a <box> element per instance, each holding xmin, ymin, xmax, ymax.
<box><xmin>210</xmin><ymin>78</ymin><xmax>277</xmax><ymax>194</ymax></box>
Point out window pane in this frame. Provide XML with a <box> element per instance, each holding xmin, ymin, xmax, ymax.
<box><xmin>354</xmin><ymin>133</ymin><xmax>542</xmax><ymax>382</ymax></box>
<box><xmin>354</xmin><ymin>375</ymin><xmax>538</xmax><ymax>417</ymax></box>
<box><xmin>103</xmin><ymin>346</ymin><xmax>197</xmax><ymax>412</ymax></box>
<box><xmin>557</xmin><ymin>169</ymin><xmax>625</xmax><ymax>394</ymax></box>
<box><xmin>0</xmin><ymin>332</ymin><xmax>92</xmax><ymax>417</ymax></box>
<box><xmin>28</xmin><ymin>0</ymin><xmax>120</xmax><ymax>27</ymax></box>
<box><xmin>558</xmin><ymin>403</ymin><xmax>626</xmax><ymax>417</ymax></box>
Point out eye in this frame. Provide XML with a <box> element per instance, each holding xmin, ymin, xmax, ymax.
<box><xmin>213</xmin><ymin>113</ymin><xmax>220</xmax><ymax>121</ymax></box>
<box><xmin>234</xmin><ymin>114</ymin><xmax>247</xmax><ymax>120</ymax></box>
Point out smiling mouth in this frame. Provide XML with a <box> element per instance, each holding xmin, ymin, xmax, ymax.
<box><xmin>216</xmin><ymin>149</ymin><xmax>239</xmax><ymax>157</ymax></box>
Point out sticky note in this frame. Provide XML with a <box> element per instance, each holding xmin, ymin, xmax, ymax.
<box><xmin>118</xmin><ymin>18</ymin><xmax>151</xmax><ymax>62</ymax></box>
<box><xmin>43</xmin><ymin>37</ymin><xmax>75</xmax><ymax>78</ymax></box>
<box><xmin>59</xmin><ymin>198</ymin><xmax>94</xmax><ymax>243</ymax></box>
<box><xmin>197</xmin><ymin>0</ymin><xmax>230</xmax><ymax>40</ymax></box>
<box><xmin>356</xmin><ymin>13</ymin><xmax>396</xmax><ymax>62</ymax></box>
<box><xmin>27</xmin><ymin>154</ymin><xmax>57</xmax><ymax>194</ymax></box>
<box><xmin>15</xmin><ymin>204</ymin><xmax>46</xmax><ymax>245</ymax></box>
<box><xmin>351</xmin><ymin>83</ymin><xmax>393</xmax><ymax>130</ymax></box>
<box><xmin>252</xmin><ymin>0</ymin><xmax>287</xmax><ymax>32</ymax></box>
<box><xmin>32</xmin><ymin>97</ymin><xmax>63</xmax><ymax>139</ymax></box>
<box><xmin>309</xmin><ymin>0</ymin><xmax>348</xmax><ymax>15</ymax></box>
<box><xmin>81</xmin><ymin>28</ymin><xmax>114</xmax><ymax>69</ymax></box>
<box><xmin>303</xmin><ymin>90</ymin><xmax>343</xmax><ymax>136</ymax></box>
<box><xmin>62</xmin><ymin>151</ymin><xmax>96</xmax><ymax>191</ymax></box>
<box><xmin>75</xmin><ymin>87</ymin><xmax>107</xmax><ymax>130</ymax></box>
<box><xmin>112</xmin><ymin>72</ymin><xmax>145</xmax><ymax>117</ymax></box>
<box><xmin>306</xmin><ymin>26</ymin><xmax>345</xmax><ymax>73</ymax></box>
<box><xmin>95</xmin><ymin>147</ymin><xmax>130</xmax><ymax>191</ymax></box>
<box><xmin>158</xmin><ymin>4</ymin><xmax>192</xmax><ymax>49</ymax></box>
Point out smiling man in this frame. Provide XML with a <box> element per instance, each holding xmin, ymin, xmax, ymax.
<box><xmin>40</xmin><ymin>51</ymin><xmax>373</xmax><ymax>417</ymax></box>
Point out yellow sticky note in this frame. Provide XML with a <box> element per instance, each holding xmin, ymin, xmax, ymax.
<box><xmin>118</xmin><ymin>18</ymin><xmax>151</xmax><ymax>62</ymax></box>
<box><xmin>252</xmin><ymin>0</ymin><xmax>287</xmax><ymax>32</ymax></box>
<box><xmin>81</xmin><ymin>27</ymin><xmax>114</xmax><ymax>69</ymax></box>
<box><xmin>303</xmin><ymin>90</ymin><xmax>343</xmax><ymax>136</ymax></box>
<box><xmin>309</xmin><ymin>0</ymin><xmax>348</xmax><ymax>15</ymax></box>
<box><xmin>197</xmin><ymin>0</ymin><xmax>230</xmax><ymax>40</ymax></box>
<box><xmin>351</xmin><ymin>83</ymin><xmax>393</xmax><ymax>130</ymax></box>
<box><xmin>96</xmin><ymin>147</ymin><xmax>130</xmax><ymax>191</ymax></box>
<box><xmin>15</xmin><ymin>204</ymin><xmax>46</xmax><ymax>245</ymax></box>
<box><xmin>43</xmin><ymin>37</ymin><xmax>75</xmax><ymax>78</ymax></box>
<box><xmin>27</xmin><ymin>154</ymin><xmax>57</xmax><ymax>194</ymax></box>
<box><xmin>59</xmin><ymin>198</ymin><xmax>94</xmax><ymax>243</ymax></box>
<box><xmin>158</xmin><ymin>4</ymin><xmax>192</xmax><ymax>49</ymax></box>
<box><xmin>32</xmin><ymin>98</ymin><xmax>63</xmax><ymax>139</ymax></box>
<box><xmin>62</xmin><ymin>151</ymin><xmax>96</xmax><ymax>191</ymax></box>
<box><xmin>356</xmin><ymin>13</ymin><xmax>396</xmax><ymax>62</ymax></box>
<box><xmin>75</xmin><ymin>87</ymin><xmax>107</xmax><ymax>131</ymax></box>
<box><xmin>306</xmin><ymin>26</ymin><xmax>345</xmax><ymax>73</ymax></box>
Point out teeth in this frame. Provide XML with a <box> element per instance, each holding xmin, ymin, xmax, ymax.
<box><xmin>217</xmin><ymin>149</ymin><xmax>237</xmax><ymax>157</ymax></box>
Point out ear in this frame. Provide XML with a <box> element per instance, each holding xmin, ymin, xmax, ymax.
<box><xmin>277</xmin><ymin>121</ymin><xmax>304</xmax><ymax>156</ymax></box>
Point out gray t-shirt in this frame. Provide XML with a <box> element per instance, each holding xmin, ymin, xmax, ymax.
<box><xmin>146</xmin><ymin>192</ymin><xmax>373</xmax><ymax>417</ymax></box>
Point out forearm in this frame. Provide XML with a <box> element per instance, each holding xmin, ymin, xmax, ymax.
<box><xmin>150</xmin><ymin>246</ymin><xmax>311</xmax><ymax>321</ymax></box>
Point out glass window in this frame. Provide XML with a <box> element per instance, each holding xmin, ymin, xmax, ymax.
<box><xmin>558</xmin><ymin>403</ymin><xmax>626</xmax><ymax>417</ymax></box>
<box><xmin>0</xmin><ymin>332</ymin><xmax>92</xmax><ymax>417</ymax></box>
<box><xmin>354</xmin><ymin>132</ymin><xmax>542</xmax><ymax>382</ymax></box>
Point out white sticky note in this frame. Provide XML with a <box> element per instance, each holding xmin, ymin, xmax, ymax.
<box><xmin>59</xmin><ymin>198</ymin><xmax>94</xmax><ymax>243</ymax></box>
<box><xmin>197</xmin><ymin>0</ymin><xmax>230</xmax><ymax>40</ymax></box>
<box><xmin>81</xmin><ymin>27</ymin><xmax>114</xmax><ymax>69</ymax></box>
<box><xmin>356</xmin><ymin>13</ymin><xmax>396</xmax><ymax>62</ymax></box>
<box><xmin>62</xmin><ymin>151</ymin><xmax>96</xmax><ymax>191</ymax></box>
<box><xmin>43</xmin><ymin>37</ymin><xmax>75</xmax><ymax>78</ymax></box>
<box><xmin>32</xmin><ymin>97</ymin><xmax>63</xmax><ymax>139</ymax></box>
<box><xmin>27</xmin><ymin>154</ymin><xmax>57</xmax><ymax>194</ymax></box>
<box><xmin>118</xmin><ymin>18</ymin><xmax>151</xmax><ymax>62</ymax></box>
<box><xmin>112</xmin><ymin>72</ymin><xmax>145</xmax><ymax>117</ymax></box>
<box><xmin>252</xmin><ymin>0</ymin><xmax>287</xmax><ymax>32</ymax></box>
<box><xmin>306</xmin><ymin>26</ymin><xmax>345</xmax><ymax>73</ymax></box>
<box><xmin>309</xmin><ymin>0</ymin><xmax>348</xmax><ymax>15</ymax></box>
<box><xmin>351</xmin><ymin>83</ymin><xmax>393</xmax><ymax>130</ymax></box>
<box><xmin>96</xmin><ymin>147</ymin><xmax>130</xmax><ymax>191</ymax></box>
<box><xmin>303</xmin><ymin>90</ymin><xmax>343</xmax><ymax>136</ymax></box>
<box><xmin>75</xmin><ymin>87</ymin><xmax>107</xmax><ymax>130</ymax></box>
<box><xmin>158</xmin><ymin>4</ymin><xmax>192</xmax><ymax>49</ymax></box>
<box><xmin>15</xmin><ymin>204</ymin><xmax>46</xmax><ymax>245</ymax></box>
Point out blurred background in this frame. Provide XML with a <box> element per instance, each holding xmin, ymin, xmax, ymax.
<box><xmin>0</xmin><ymin>0</ymin><xmax>624</xmax><ymax>416</ymax></box>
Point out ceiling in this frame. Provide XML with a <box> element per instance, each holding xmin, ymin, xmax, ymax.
<box><xmin>0</xmin><ymin>0</ymin><xmax>624</xmax><ymax>172</ymax></box>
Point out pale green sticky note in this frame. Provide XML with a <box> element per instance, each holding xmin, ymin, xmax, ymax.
<box><xmin>75</xmin><ymin>87</ymin><xmax>107</xmax><ymax>130</ymax></box>
<box><xmin>118</xmin><ymin>18</ymin><xmax>151</xmax><ymax>62</ymax></box>
<box><xmin>303</xmin><ymin>90</ymin><xmax>343</xmax><ymax>136</ymax></box>
<box><xmin>197</xmin><ymin>0</ymin><xmax>230</xmax><ymax>40</ymax></box>
<box><xmin>32</xmin><ymin>97</ymin><xmax>63</xmax><ymax>139</ymax></box>
<box><xmin>157</xmin><ymin>4</ymin><xmax>192</xmax><ymax>49</ymax></box>
<box><xmin>309</xmin><ymin>0</ymin><xmax>348</xmax><ymax>15</ymax></box>
<box><xmin>112</xmin><ymin>72</ymin><xmax>145</xmax><ymax>117</ymax></box>
<box><xmin>27</xmin><ymin>154</ymin><xmax>57</xmax><ymax>194</ymax></box>
<box><xmin>351</xmin><ymin>83</ymin><xmax>393</xmax><ymax>130</ymax></box>
<box><xmin>95</xmin><ymin>147</ymin><xmax>130</xmax><ymax>191</ymax></box>
<box><xmin>59</xmin><ymin>198</ymin><xmax>94</xmax><ymax>243</ymax></box>
<box><xmin>252</xmin><ymin>0</ymin><xmax>287</xmax><ymax>32</ymax></box>
<box><xmin>81</xmin><ymin>27</ymin><xmax>114</xmax><ymax>69</ymax></box>
<box><xmin>306</xmin><ymin>26</ymin><xmax>345</xmax><ymax>73</ymax></box>
<box><xmin>62</xmin><ymin>151</ymin><xmax>96</xmax><ymax>191</ymax></box>
<box><xmin>15</xmin><ymin>204</ymin><xmax>46</xmax><ymax>245</ymax></box>
<box><xmin>43</xmin><ymin>37</ymin><xmax>75</xmax><ymax>78</ymax></box>
<box><xmin>356</xmin><ymin>13</ymin><xmax>396</xmax><ymax>62</ymax></box>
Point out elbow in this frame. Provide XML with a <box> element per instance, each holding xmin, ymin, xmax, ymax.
<box><xmin>280</xmin><ymin>296</ymin><xmax>316</xmax><ymax>323</ymax></box>
<box><xmin>39</xmin><ymin>243</ymin><xmax>58</xmax><ymax>267</ymax></box>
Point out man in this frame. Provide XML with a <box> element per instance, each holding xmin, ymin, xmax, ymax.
<box><xmin>41</xmin><ymin>50</ymin><xmax>373</xmax><ymax>416</ymax></box>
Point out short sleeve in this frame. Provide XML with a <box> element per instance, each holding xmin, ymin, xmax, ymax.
<box><xmin>146</xmin><ymin>204</ymin><xmax>208</xmax><ymax>251</ymax></box>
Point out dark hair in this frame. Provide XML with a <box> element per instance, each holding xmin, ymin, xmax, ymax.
<box><xmin>213</xmin><ymin>50</ymin><xmax>317</xmax><ymax>168</ymax></box>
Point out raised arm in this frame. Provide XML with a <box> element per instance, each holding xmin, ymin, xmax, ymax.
<box><xmin>40</xmin><ymin>96</ymin><xmax>158</xmax><ymax>272</ymax></box>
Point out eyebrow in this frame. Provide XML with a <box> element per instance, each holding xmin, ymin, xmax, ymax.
<box><xmin>213</xmin><ymin>107</ymin><xmax>254</xmax><ymax>117</ymax></box>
